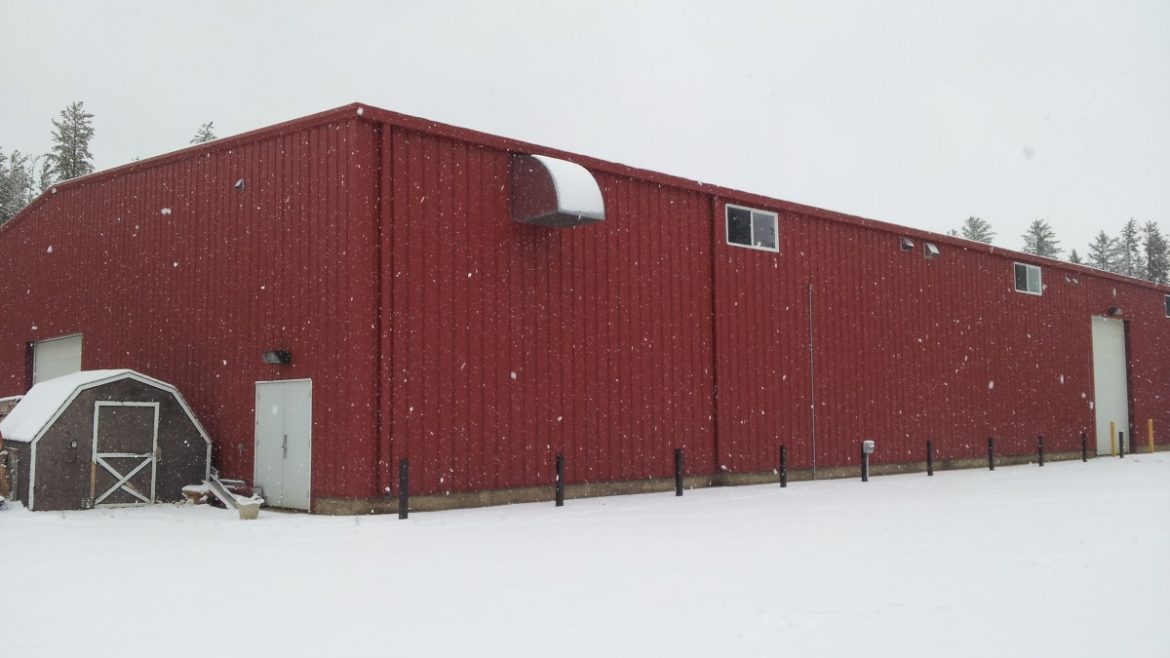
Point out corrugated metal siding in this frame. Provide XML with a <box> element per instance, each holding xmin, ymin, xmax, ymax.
<box><xmin>716</xmin><ymin>201</ymin><xmax>1170</xmax><ymax>472</ymax></box>
<box><xmin>4</xmin><ymin>102</ymin><xmax>1169</xmax><ymax>511</ymax></box>
<box><xmin>388</xmin><ymin>128</ymin><xmax>715</xmax><ymax>496</ymax></box>
<box><xmin>1126</xmin><ymin>286</ymin><xmax>1170</xmax><ymax>448</ymax></box>
<box><xmin>0</xmin><ymin>118</ymin><xmax>381</xmax><ymax>504</ymax></box>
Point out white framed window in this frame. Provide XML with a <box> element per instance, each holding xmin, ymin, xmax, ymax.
<box><xmin>924</xmin><ymin>242</ymin><xmax>940</xmax><ymax>260</ymax></box>
<box><xmin>725</xmin><ymin>204</ymin><xmax>779</xmax><ymax>252</ymax></box>
<box><xmin>1014</xmin><ymin>263</ymin><xmax>1042</xmax><ymax>295</ymax></box>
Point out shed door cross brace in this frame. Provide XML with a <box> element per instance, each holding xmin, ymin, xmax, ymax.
<box><xmin>94</xmin><ymin>455</ymin><xmax>153</xmax><ymax>504</ymax></box>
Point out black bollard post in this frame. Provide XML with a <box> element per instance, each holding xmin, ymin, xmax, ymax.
<box><xmin>987</xmin><ymin>437</ymin><xmax>995</xmax><ymax>471</ymax></box>
<box><xmin>860</xmin><ymin>443</ymin><xmax>869</xmax><ymax>483</ymax></box>
<box><xmin>1119</xmin><ymin>431</ymin><xmax>1125</xmax><ymax>458</ymax></box>
<box><xmin>555</xmin><ymin>453</ymin><xmax>564</xmax><ymax>507</ymax></box>
<box><xmin>674</xmin><ymin>448</ymin><xmax>684</xmax><ymax>496</ymax></box>
<box><xmin>1038</xmin><ymin>435</ymin><xmax>1045</xmax><ymax>467</ymax></box>
<box><xmin>779</xmin><ymin>444</ymin><xmax>788</xmax><ymax>488</ymax></box>
<box><xmin>926</xmin><ymin>440</ymin><xmax>934</xmax><ymax>476</ymax></box>
<box><xmin>1081</xmin><ymin>431</ymin><xmax>1088</xmax><ymax>462</ymax></box>
<box><xmin>398</xmin><ymin>459</ymin><xmax>410</xmax><ymax>520</ymax></box>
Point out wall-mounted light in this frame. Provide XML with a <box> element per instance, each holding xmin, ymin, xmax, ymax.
<box><xmin>1107</xmin><ymin>306</ymin><xmax>1122</xmax><ymax>317</ymax></box>
<box><xmin>262</xmin><ymin>349</ymin><xmax>292</xmax><ymax>365</ymax></box>
<box><xmin>234</xmin><ymin>178</ymin><xmax>245</xmax><ymax>191</ymax></box>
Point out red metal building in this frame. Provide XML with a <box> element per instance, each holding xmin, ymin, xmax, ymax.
<box><xmin>1</xmin><ymin>103</ymin><xmax>1166</xmax><ymax>513</ymax></box>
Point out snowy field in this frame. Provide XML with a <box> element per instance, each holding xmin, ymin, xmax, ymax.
<box><xmin>5</xmin><ymin>455</ymin><xmax>1170</xmax><ymax>658</ymax></box>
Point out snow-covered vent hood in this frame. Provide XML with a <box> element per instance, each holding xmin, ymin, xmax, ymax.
<box><xmin>511</xmin><ymin>154</ymin><xmax>605</xmax><ymax>228</ymax></box>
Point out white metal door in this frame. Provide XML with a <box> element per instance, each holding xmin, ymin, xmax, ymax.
<box><xmin>92</xmin><ymin>401</ymin><xmax>159</xmax><ymax>506</ymax></box>
<box><xmin>253</xmin><ymin>380</ymin><xmax>312</xmax><ymax>510</ymax></box>
<box><xmin>33</xmin><ymin>334</ymin><xmax>82</xmax><ymax>384</ymax></box>
<box><xmin>254</xmin><ymin>383</ymin><xmax>285</xmax><ymax>506</ymax></box>
<box><xmin>1091</xmin><ymin>317</ymin><xmax>1129</xmax><ymax>454</ymax></box>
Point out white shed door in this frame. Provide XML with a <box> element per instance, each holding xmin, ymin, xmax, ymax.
<box><xmin>253</xmin><ymin>380</ymin><xmax>312</xmax><ymax>510</ymax></box>
<box><xmin>1091</xmin><ymin>317</ymin><xmax>1129</xmax><ymax>454</ymax></box>
<box><xmin>33</xmin><ymin>334</ymin><xmax>82</xmax><ymax>384</ymax></box>
<box><xmin>92</xmin><ymin>402</ymin><xmax>159</xmax><ymax>507</ymax></box>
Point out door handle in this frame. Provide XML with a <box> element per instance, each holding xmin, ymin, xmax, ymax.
<box><xmin>282</xmin><ymin>434</ymin><xmax>288</xmax><ymax>459</ymax></box>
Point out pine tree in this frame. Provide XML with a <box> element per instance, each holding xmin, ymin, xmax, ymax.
<box><xmin>1</xmin><ymin>148</ymin><xmax>13</xmax><ymax>223</ymax></box>
<box><xmin>1068</xmin><ymin>249</ymin><xmax>1083</xmax><ymax>265</ymax></box>
<box><xmin>1087</xmin><ymin>231</ymin><xmax>1119</xmax><ymax>273</ymax></box>
<box><xmin>47</xmin><ymin>101</ymin><xmax>95</xmax><ymax>183</ymax></box>
<box><xmin>957</xmin><ymin>216</ymin><xmax>995</xmax><ymax>244</ymax></box>
<box><xmin>0</xmin><ymin>148</ymin><xmax>37</xmax><ymax>224</ymax></box>
<box><xmin>1143</xmin><ymin>221</ymin><xmax>1169</xmax><ymax>284</ymax></box>
<box><xmin>1021</xmin><ymin>219</ymin><xmax>1061</xmax><ymax>258</ymax></box>
<box><xmin>36</xmin><ymin>158</ymin><xmax>54</xmax><ymax>193</ymax></box>
<box><xmin>1117</xmin><ymin>218</ymin><xmax>1144</xmax><ymax>278</ymax></box>
<box><xmin>190</xmin><ymin>121</ymin><xmax>217</xmax><ymax>144</ymax></box>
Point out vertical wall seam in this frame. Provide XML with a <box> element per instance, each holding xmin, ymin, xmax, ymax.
<box><xmin>709</xmin><ymin>193</ymin><xmax>721</xmax><ymax>473</ymax></box>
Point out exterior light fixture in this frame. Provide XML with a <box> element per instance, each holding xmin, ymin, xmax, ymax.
<box><xmin>1107</xmin><ymin>306</ymin><xmax>1122</xmax><ymax>316</ymax></box>
<box><xmin>234</xmin><ymin>178</ymin><xmax>245</xmax><ymax>191</ymax></box>
<box><xmin>262</xmin><ymin>349</ymin><xmax>292</xmax><ymax>365</ymax></box>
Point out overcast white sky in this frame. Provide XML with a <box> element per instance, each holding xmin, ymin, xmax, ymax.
<box><xmin>2</xmin><ymin>0</ymin><xmax>1168</xmax><ymax>254</ymax></box>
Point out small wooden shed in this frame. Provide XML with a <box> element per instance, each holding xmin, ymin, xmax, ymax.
<box><xmin>0</xmin><ymin>370</ymin><xmax>210</xmax><ymax>511</ymax></box>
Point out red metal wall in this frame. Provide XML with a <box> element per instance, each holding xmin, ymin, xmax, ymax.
<box><xmin>385</xmin><ymin>127</ymin><xmax>716</xmax><ymax>496</ymax></box>
<box><xmin>0</xmin><ymin>116</ymin><xmax>382</xmax><ymax>504</ymax></box>
<box><xmin>3</xmin><ymin>103</ymin><xmax>1168</xmax><ymax>511</ymax></box>
<box><xmin>714</xmin><ymin>199</ymin><xmax>1170</xmax><ymax>472</ymax></box>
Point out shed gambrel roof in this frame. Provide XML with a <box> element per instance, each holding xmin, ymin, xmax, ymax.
<box><xmin>0</xmin><ymin>369</ymin><xmax>210</xmax><ymax>446</ymax></box>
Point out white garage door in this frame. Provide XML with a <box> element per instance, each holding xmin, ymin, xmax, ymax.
<box><xmin>33</xmin><ymin>334</ymin><xmax>82</xmax><ymax>385</ymax></box>
<box><xmin>1091</xmin><ymin>317</ymin><xmax>1129</xmax><ymax>454</ymax></box>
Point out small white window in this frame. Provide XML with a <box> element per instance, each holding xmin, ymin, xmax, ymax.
<box><xmin>899</xmin><ymin>237</ymin><xmax>914</xmax><ymax>251</ymax></box>
<box><xmin>1014</xmin><ymin>263</ymin><xmax>1042</xmax><ymax>295</ymax></box>
<box><xmin>924</xmin><ymin>242</ymin><xmax>940</xmax><ymax>259</ymax></box>
<box><xmin>726</xmin><ymin>204</ymin><xmax>779</xmax><ymax>252</ymax></box>
<box><xmin>1164</xmin><ymin>295</ymin><xmax>1170</xmax><ymax>318</ymax></box>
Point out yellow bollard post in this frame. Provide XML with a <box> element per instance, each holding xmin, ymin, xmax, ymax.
<box><xmin>1149</xmin><ymin>419</ymin><xmax>1155</xmax><ymax>454</ymax></box>
<box><xmin>1110</xmin><ymin>421</ymin><xmax>1117</xmax><ymax>457</ymax></box>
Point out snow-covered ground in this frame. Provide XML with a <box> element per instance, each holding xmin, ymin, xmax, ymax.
<box><xmin>5</xmin><ymin>455</ymin><xmax>1169</xmax><ymax>658</ymax></box>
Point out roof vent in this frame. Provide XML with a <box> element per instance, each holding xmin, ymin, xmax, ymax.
<box><xmin>511</xmin><ymin>154</ymin><xmax>605</xmax><ymax>228</ymax></box>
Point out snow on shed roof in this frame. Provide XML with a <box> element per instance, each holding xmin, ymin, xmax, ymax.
<box><xmin>0</xmin><ymin>369</ymin><xmax>169</xmax><ymax>443</ymax></box>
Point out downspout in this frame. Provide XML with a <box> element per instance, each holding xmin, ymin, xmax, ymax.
<box><xmin>808</xmin><ymin>281</ymin><xmax>817</xmax><ymax>479</ymax></box>
<box><xmin>372</xmin><ymin>118</ymin><xmax>394</xmax><ymax>498</ymax></box>
<box><xmin>710</xmin><ymin>195</ymin><xmax>721</xmax><ymax>475</ymax></box>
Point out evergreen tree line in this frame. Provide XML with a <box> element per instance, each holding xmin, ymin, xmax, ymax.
<box><xmin>1</xmin><ymin>102</ymin><xmax>215</xmax><ymax>225</ymax></box>
<box><xmin>951</xmin><ymin>216</ymin><xmax>1169</xmax><ymax>285</ymax></box>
